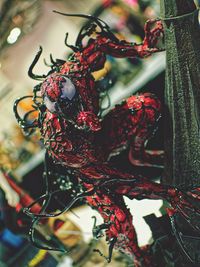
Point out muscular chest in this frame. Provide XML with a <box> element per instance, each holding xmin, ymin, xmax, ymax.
<box><xmin>39</xmin><ymin>111</ymin><xmax>98</xmax><ymax>167</ymax></box>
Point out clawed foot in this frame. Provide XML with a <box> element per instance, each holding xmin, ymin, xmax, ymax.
<box><xmin>168</xmin><ymin>188</ymin><xmax>200</xmax><ymax>232</ymax></box>
<box><xmin>92</xmin><ymin>216</ymin><xmax>111</xmax><ymax>239</ymax></box>
<box><xmin>165</xmin><ymin>188</ymin><xmax>200</xmax><ymax>263</ymax></box>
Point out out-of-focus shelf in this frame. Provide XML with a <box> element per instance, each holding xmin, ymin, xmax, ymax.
<box><xmin>102</xmin><ymin>52</ymin><xmax>166</xmax><ymax>113</ymax></box>
<box><xmin>14</xmin><ymin>149</ymin><xmax>45</xmax><ymax>179</ymax></box>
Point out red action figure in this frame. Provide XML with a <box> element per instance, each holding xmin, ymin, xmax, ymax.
<box><xmin>14</xmin><ymin>12</ymin><xmax>200</xmax><ymax>267</ymax></box>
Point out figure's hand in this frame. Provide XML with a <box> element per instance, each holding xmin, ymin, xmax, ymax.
<box><xmin>137</xmin><ymin>19</ymin><xmax>165</xmax><ymax>58</ymax></box>
<box><xmin>143</xmin><ymin>19</ymin><xmax>164</xmax><ymax>48</ymax></box>
<box><xmin>77</xmin><ymin>111</ymin><xmax>101</xmax><ymax>131</ymax></box>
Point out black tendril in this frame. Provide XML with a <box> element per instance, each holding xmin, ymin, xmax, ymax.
<box><xmin>49</xmin><ymin>54</ymin><xmax>66</xmax><ymax>67</ymax></box>
<box><xmin>23</xmin><ymin>152</ymin><xmax>96</xmax><ymax>251</ymax></box>
<box><xmin>43</xmin><ymin>56</ymin><xmax>59</xmax><ymax>74</ymax></box>
<box><xmin>26</xmin><ymin>152</ymin><xmax>66</xmax><ymax>251</ymax></box>
<box><xmin>48</xmin><ymin>54</ymin><xmax>64</xmax><ymax>66</ymax></box>
<box><xmin>29</xmin><ymin>215</ymin><xmax>66</xmax><ymax>252</ymax></box>
<box><xmin>13</xmin><ymin>96</ymin><xmax>39</xmax><ymax>135</ymax></box>
<box><xmin>28</xmin><ymin>46</ymin><xmax>47</xmax><ymax>81</ymax></box>
<box><xmin>76</xmin><ymin>23</ymin><xmax>97</xmax><ymax>49</ymax></box>
<box><xmin>53</xmin><ymin>10</ymin><xmax>119</xmax><ymax>48</ymax></box>
<box><xmin>24</xmin><ymin>188</ymin><xmax>95</xmax><ymax>219</ymax></box>
<box><xmin>53</xmin><ymin>10</ymin><xmax>110</xmax><ymax>31</ymax></box>
<box><xmin>33</xmin><ymin>84</ymin><xmax>42</xmax><ymax>106</ymax></box>
<box><xmin>43</xmin><ymin>58</ymin><xmax>52</xmax><ymax>68</ymax></box>
<box><xmin>65</xmin><ymin>33</ymin><xmax>79</xmax><ymax>52</ymax></box>
<box><xmin>23</xmin><ymin>153</ymin><xmax>93</xmax><ymax>251</ymax></box>
<box><xmin>93</xmin><ymin>236</ymin><xmax>117</xmax><ymax>263</ymax></box>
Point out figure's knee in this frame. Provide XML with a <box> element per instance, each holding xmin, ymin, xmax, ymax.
<box><xmin>127</xmin><ymin>93</ymin><xmax>161</xmax><ymax>112</ymax></box>
<box><xmin>126</xmin><ymin>93</ymin><xmax>161</xmax><ymax>125</ymax></box>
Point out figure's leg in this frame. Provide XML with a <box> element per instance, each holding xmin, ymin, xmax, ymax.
<box><xmin>85</xmin><ymin>189</ymin><xmax>156</xmax><ymax>267</ymax></box>
<box><xmin>100</xmin><ymin>176</ymin><xmax>200</xmax><ymax>234</ymax></box>
<box><xmin>81</xmin><ymin>164</ymin><xmax>200</xmax><ymax>264</ymax></box>
<box><xmin>101</xmin><ymin>93</ymin><xmax>164</xmax><ymax>167</ymax></box>
<box><xmin>127</xmin><ymin>93</ymin><xmax>164</xmax><ymax>167</ymax></box>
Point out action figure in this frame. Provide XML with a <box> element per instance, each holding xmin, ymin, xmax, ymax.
<box><xmin>14</xmin><ymin>12</ymin><xmax>200</xmax><ymax>267</ymax></box>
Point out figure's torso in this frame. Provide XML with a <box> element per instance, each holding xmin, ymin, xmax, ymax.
<box><xmin>39</xmin><ymin>111</ymin><xmax>106</xmax><ymax>168</ymax></box>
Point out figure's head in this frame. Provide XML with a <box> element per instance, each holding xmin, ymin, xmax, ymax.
<box><xmin>41</xmin><ymin>74</ymin><xmax>80</xmax><ymax>118</ymax></box>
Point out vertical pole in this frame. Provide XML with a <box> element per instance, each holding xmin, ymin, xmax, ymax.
<box><xmin>160</xmin><ymin>0</ymin><xmax>200</xmax><ymax>189</ymax></box>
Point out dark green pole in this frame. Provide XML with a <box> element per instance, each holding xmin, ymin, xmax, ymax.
<box><xmin>148</xmin><ymin>3</ymin><xmax>200</xmax><ymax>265</ymax></box>
<box><xmin>160</xmin><ymin>0</ymin><xmax>200</xmax><ymax>189</ymax></box>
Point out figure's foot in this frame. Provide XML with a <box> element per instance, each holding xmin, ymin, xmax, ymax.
<box><xmin>129</xmin><ymin>148</ymin><xmax>164</xmax><ymax>168</ymax></box>
<box><xmin>167</xmin><ymin>188</ymin><xmax>200</xmax><ymax>232</ymax></box>
<box><xmin>134</xmin><ymin>245</ymin><xmax>158</xmax><ymax>267</ymax></box>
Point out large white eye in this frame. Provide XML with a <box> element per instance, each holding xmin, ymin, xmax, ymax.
<box><xmin>44</xmin><ymin>96</ymin><xmax>56</xmax><ymax>112</ymax></box>
<box><xmin>61</xmin><ymin>77</ymin><xmax>76</xmax><ymax>100</ymax></box>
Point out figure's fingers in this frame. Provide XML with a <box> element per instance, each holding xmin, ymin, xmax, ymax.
<box><xmin>144</xmin><ymin>19</ymin><xmax>162</xmax><ymax>32</ymax></box>
<box><xmin>147</xmin><ymin>47</ymin><xmax>165</xmax><ymax>53</ymax></box>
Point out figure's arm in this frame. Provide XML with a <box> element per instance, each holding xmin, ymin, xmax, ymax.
<box><xmin>82</xmin><ymin>19</ymin><xmax>164</xmax><ymax>64</ymax></box>
<box><xmin>81</xmin><ymin>19</ymin><xmax>164</xmax><ymax>74</ymax></box>
<box><xmin>97</xmin><ymin>19</ymin><xmax>164</xmax><ymax>59</ymax></box>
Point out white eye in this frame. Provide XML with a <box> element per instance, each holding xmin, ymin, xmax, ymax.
<box><xmin>44</xmin><ymin>96</ymin><xmax>56</xmax><ymax>112</ymax></box>
<box><xmin>61</xmin><ymin>77</ymin><xmax>76</xmax><ymax>100</ymax></box>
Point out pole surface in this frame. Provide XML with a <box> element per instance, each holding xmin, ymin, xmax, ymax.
<box><xmin>160</xmin><ymin>0</ymin><xmax>200</xmax><ymax>188</ymax></box>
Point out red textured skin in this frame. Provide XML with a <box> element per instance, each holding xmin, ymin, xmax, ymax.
<box><xmin>35</xmin><ymin>21</ymin><xmax>200</xmax><ymax>266</ymax></box>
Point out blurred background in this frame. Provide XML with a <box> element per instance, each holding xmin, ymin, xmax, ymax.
<box><xmin>0</xmin><ymin>0</ymin><xmax>199</xmax><ymax>266</ymax></box>
<box><xmin>0</xmin><ymin>0</ymin><xmax>165</xmax><ymax>178</ymax></box>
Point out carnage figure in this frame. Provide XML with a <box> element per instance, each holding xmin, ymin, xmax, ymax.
<box><xmin>14</xmin><ymin>12</ymin><xmax>200</xmax><ymax>267</ymax></box>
